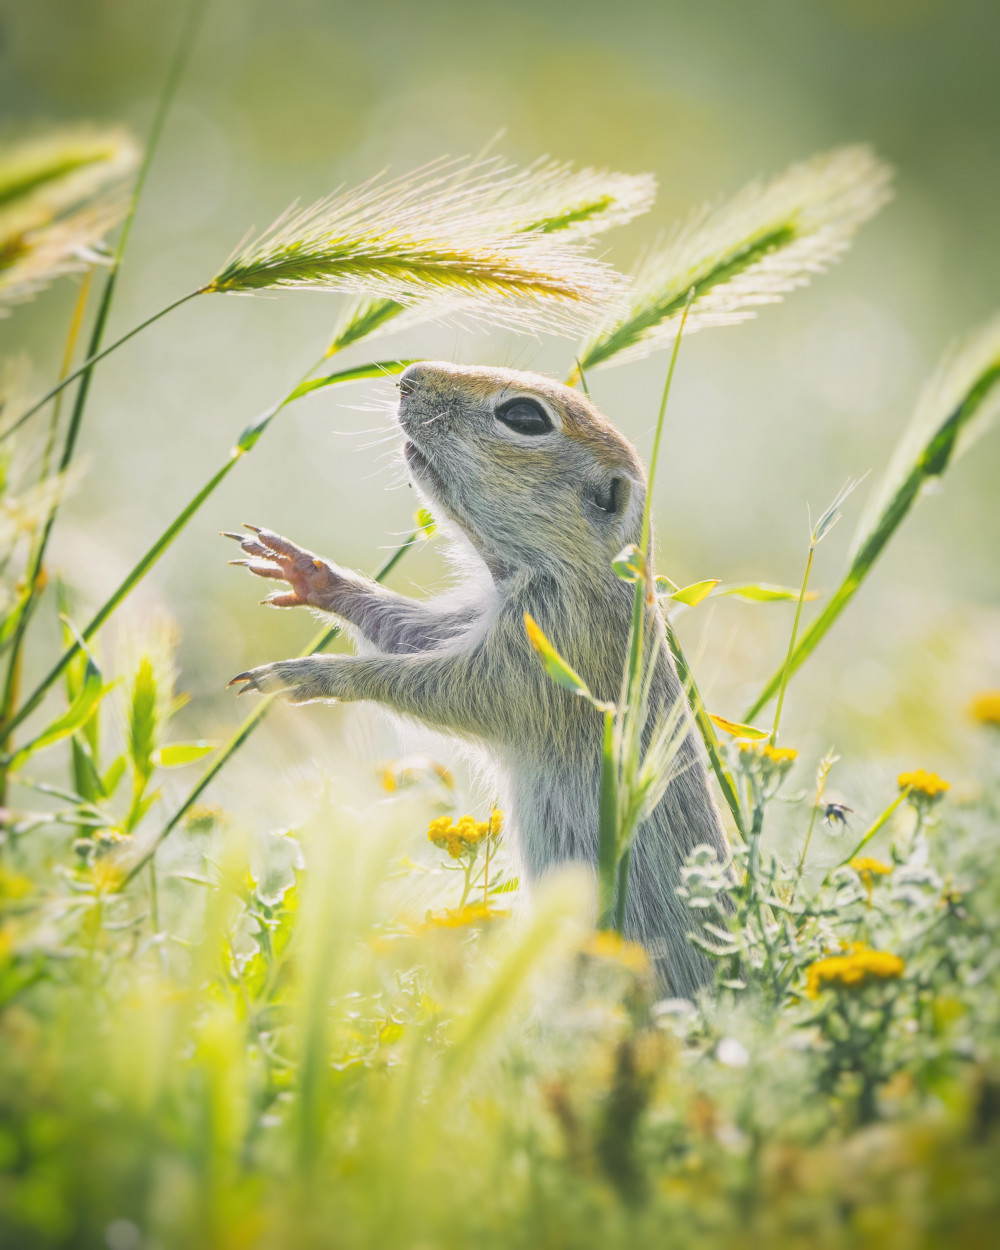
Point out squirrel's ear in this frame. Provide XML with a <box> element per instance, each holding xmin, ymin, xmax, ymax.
<box><xmin>590</xmin><ymin>476</ymin><xmax>630</xmax><ymax>516</ymax></box>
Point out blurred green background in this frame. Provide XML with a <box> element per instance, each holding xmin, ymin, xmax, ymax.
<box><xmin>1</xmin><ymin>0</ymin><xmax>998</xmax><ymax>828</ymax></box>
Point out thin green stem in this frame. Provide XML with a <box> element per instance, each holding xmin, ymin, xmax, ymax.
<box><xmin>666</xmin><ymin>621</ymin><xmax>745</xmax><ymax>839</ymax></box>
<box><xmin>597</xmin><ymin>707</ymin><xmax>619</xmax><ymax>928</ymax></box>
<box><xmin>0</xmin><ymin>290</ymin><xmax>204</xmax><ymax>445</ymax></box>
<box><xmin>0</xmin><ymin>0</ymin><xmax>207</xmax><ymax>448</ymax></box>
<box><xmin>613</xmin><ymin>289</ymin><xmax>695</xmax><ymax>933</ymax></box>
<box><xmin>770</xmin><ymin>543</ymin><xmax>814</xmax><ymax>746</ymax></box>
<box><xmin>2</xmin><ymin>455</ymin><xmax>239</xmax><ymax>741</ymax></box>
<box><xmin>613</xmin><ymin>845</ymin><xmax>632</xmax><ymax>933</ymax></box>
<box><xmin>825</xmin><ymin>789</ymin><xmax>909</xmax><ymax>884</ymax></box>
<box><xmin>120</xmin><ymin>533</ymin><xmax>419</xmax><ymax>886</ymax></box>
<box><xmin>0</xmin><ymin>271</ymin><xmax>95</xmax><ymax>770</ymax></box>
<box><xmin>794</xmin><ymin>801</ymin><xmax>822</xmax><ymax>890</ymax></box>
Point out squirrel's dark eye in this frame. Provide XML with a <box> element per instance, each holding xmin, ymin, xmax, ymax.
<box><xmin>495</xmin><ymin>397</ymin><xmax>553</xmax><ymax>436</ymax></box>
<box><xmin>592</xmin><ymin>477</ymin><xmax>627</xmax><ymax>515</ymax></box>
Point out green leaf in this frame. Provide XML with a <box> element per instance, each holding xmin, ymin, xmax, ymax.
<box><xmin>7</xmin><ymin>658</ymin><xmax>105</xmax><ymax>767</ymax></box>
<box><xmin>128</xmin><ymin>656</ymin><xmax>158</xmax><ymax>783</ymax></box>
<box><xmin>669</xmin><ymin>579</ymin><xmax>719</xmax><ymax>607</ymax></box>
<box><xmin>490</xmin><ymin>877</ymin><xmax>520</xmax><ymax>895</ymax></box>
<box><xmin>285</xmin><ymin>358</ymin><xmax>420</xmax><ymax>404</ymax></box>
<box><xmin>415</xmin><ymin>508</ymin><xmax>437</xmax><ymax>538</ymax></box>
<box><xmin>715</xmin><ymin>583</ymin><xmax>821</xmax><ymax>603</ymax></box>
<box><xmin>153</xmin><ymin>741</ymin><xmax>215</xmax><ymax>768</ymax></box>
<box><xmin>102</xmin><ymin>755</ymin><xmax>126</xmax><ymax>797</ymax></box>
<box><xmin>235</xmin><ymin>360</ymin><xmax>420</xmax><ymax>454</ymax></box>
<box><xmin>611</xmin><ymin>543</ymin><xmax>645</xmax><ymax>584</ymax></box>
<box><xmin>708</xmin><ymin>713</ymin><xmax>769</xmax><ymax>741</ymax></box>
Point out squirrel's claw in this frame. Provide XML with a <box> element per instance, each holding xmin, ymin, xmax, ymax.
<box><xmin>228</xmin><ymin>670</ymin><xmax>257</xmax><ymax>694</ymax></box>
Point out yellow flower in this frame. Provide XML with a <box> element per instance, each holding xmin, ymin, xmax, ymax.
<box><xmin>422</xmin><ymin>901</ymin><xmax>506</xmax><ymax>929</ymax></box>
<box><xmin>969</xmin><ymin>691</ymin><xmax>1000</xmax><ymax>727</ymax></box>
<box><xmin>805</xmin><ymin>942</ymin><xmax>904</xmax><ymax>998</ymax></box>
<box><xmin>738</xmin><ymin>741</ymin><xmax>798</xmax><ymax>781</ymax></box>
<box><xmin>426</xmin><ymin>812</ymin><xmax>494</xmax><ymax>859</ymax></box>
<box><xmin>897</xmin><ymin>769</ymin><xmax>950</xmax><ymax>804</ymax></box>
<box><xmin>848</xmin><ymin>856</ymin><xmax>892</xmax><ymax>877</ymax></box>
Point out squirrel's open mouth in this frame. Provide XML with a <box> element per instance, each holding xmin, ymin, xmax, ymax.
<box><xmin>403</xmin><ymin>439</ymin><xmax>426</xmax><ymax>469</ymax></box>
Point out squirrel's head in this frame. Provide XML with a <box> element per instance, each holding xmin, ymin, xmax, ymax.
<box><xmin>397</xmin><ymin>361</ymin><xmax>646</xmax><ymax>580</ymax></box>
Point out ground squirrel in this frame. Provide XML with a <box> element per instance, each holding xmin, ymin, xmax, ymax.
<box><xmin>228</xmin><ymin>361</ymin><xmax>728</xmax><ymax>995</ymax></box>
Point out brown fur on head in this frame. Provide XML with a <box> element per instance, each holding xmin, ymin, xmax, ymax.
<box><xmin>397</xmin><ymin>361</ymin><xmax>646</xmax><ymax>580</ymax></box>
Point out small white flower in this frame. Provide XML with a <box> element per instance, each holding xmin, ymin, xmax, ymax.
<box><xmin>716</xmin><ymin>1037</ymin><xmax>750</xmax><ymax>1068</ymax></box>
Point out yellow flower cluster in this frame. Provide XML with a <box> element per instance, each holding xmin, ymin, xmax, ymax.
<box><xmin>848</xmin><ymin>856</ymin><xmax>893</xmax><ymax>877</ymax></box>
<box><xmin>427</xmin><ymin>809</ymin><xmax>503</xmax><ymax>859</ymax></box>
<box><xmin>423</xmin><ymin>901</ymin><xmax>506</xmax><ymax>929</ymax></box>
<box><xmin>897</xmin><ymin>769</ymin><xmax>950</xmax><ymax>801</ymax></box>
<box><xmin>739</xmin><ymin>742</ymin><xmax>799</xmax><ymax>765</ymax></box>
<box><xmin>805</xmin><ymin>942</ymin><xmax>905</xmax><ymax>998</ymax></box>
<box><xmin>738</xmin><ymin>741</ymin><xmax>798</xmax><ymax>782</ymax></box>
<box><xmin>969</xmin><ymin>690</ymin><xmax>1000</xmax><ymax>727</ymax></box>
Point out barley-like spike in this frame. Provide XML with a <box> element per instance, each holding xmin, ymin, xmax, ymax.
<box><xmin>325</xmin><ymin>159</ymin><xmax>653</xmax><ymax>353</ymax></box>
<box><xmin>0</xmin><ymin>125</ymin><xmax>139</xmax><ymax>315</ymax></box>
<box><xmin>207</xmin><ymin>156</ymin><xmax>634</xmax><ymax>336</ymax></box>
<box><xmin>577</xmin><ymin>144</ymin><xmax>893</xmax><ymax>371</ymax></box>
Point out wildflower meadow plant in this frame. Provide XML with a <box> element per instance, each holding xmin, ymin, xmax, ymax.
<box><xmin>0</xmin><ymin>13</ymin><xmax>999</xmax><ymax>1247</ymax></box>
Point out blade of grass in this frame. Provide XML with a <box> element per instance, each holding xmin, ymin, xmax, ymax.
<box><xmin>665</xmin><ymin>621</ymin><xmax>745</xmax><ymax>839</ymax></box>
<box><xmin>120</xmin><ymin>532</ymin><xmax>419</xmax><ymax>886</ymax></box>
<box><xmin>597</xmin><ymin>708</ymin><xmax>619</xmax><ymax>928</ymax></box>
<box><xmin>611</xmin><ymin>290</ymin><xmax>695</xmax><ymax>930</ymax></box>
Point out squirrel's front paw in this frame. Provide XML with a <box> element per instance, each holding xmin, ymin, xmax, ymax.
<box><xmin>224</xmin><ymin>524</ymin><xmax>342</xmax><ymax>610</ymax></box>
<box><xmin>228</xmin><ymin>658</ymin><xmax>336</xmax><ymax>704</ymax></box>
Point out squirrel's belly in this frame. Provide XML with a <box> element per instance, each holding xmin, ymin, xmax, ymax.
<box><xmin>495</xmin><ymin>755</ymin><xmax>601</xmax><ymax>880</ymax></box>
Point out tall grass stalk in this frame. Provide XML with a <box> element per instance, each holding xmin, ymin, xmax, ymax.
<box><xmin>0</xmin><ymin>0</ymin><xmax>205</xmax><ymax>757</ymax></box>
<box><xmin>768</xmin><ymin>478</ymin><xmax>860</xmax><ymax>745</ymax></box>
<box><xmin>665</xmin><ymin>621</ymin><xmax>745</xmax><ymax>837</ymax></box>
<box><xmin>0</xmin><ymin>271</ymin><xmax>95</xmax><ymax>774</ymax></box>
<box><xmin>745</xmin><ymin>316</ymin><xmax>1000</xmax><ymax>722</ymax></box>
<box><xmin>604</xmin><ymin>291</ymin><xmax>693</xmax><ymax>930</ymax></box>
<box><xmin>0</xmin><ymin>360</ymin><xmax>414</xmax><ymax>745</ymax></box>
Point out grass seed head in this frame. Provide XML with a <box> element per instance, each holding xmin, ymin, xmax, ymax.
<box><xmin>206</xmin><ymin>156</ymin><xmax>630</xmax><ymax>336</ymax></box>
<box><xmin>578</xmin><ymin>144</ymin><xmax>893</xmax><ymax>370</ymax></box>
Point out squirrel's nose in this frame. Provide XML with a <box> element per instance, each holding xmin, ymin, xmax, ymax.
<box><xmin>398</xmin><ymin>362</ymin><xmax>428</xmax><ymax>397</ymax></box>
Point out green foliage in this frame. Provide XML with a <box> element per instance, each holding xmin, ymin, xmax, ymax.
<box><xmin>0</xmin><ymin>103</ymin><xmax>998</xmax><ymax>1248</ymax></box>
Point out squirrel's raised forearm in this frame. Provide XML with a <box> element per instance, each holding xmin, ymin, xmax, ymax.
<box><xmin>320</xmin><ymin>576</ymin><xmax>481</xmax><ymax>655</ymax></box>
